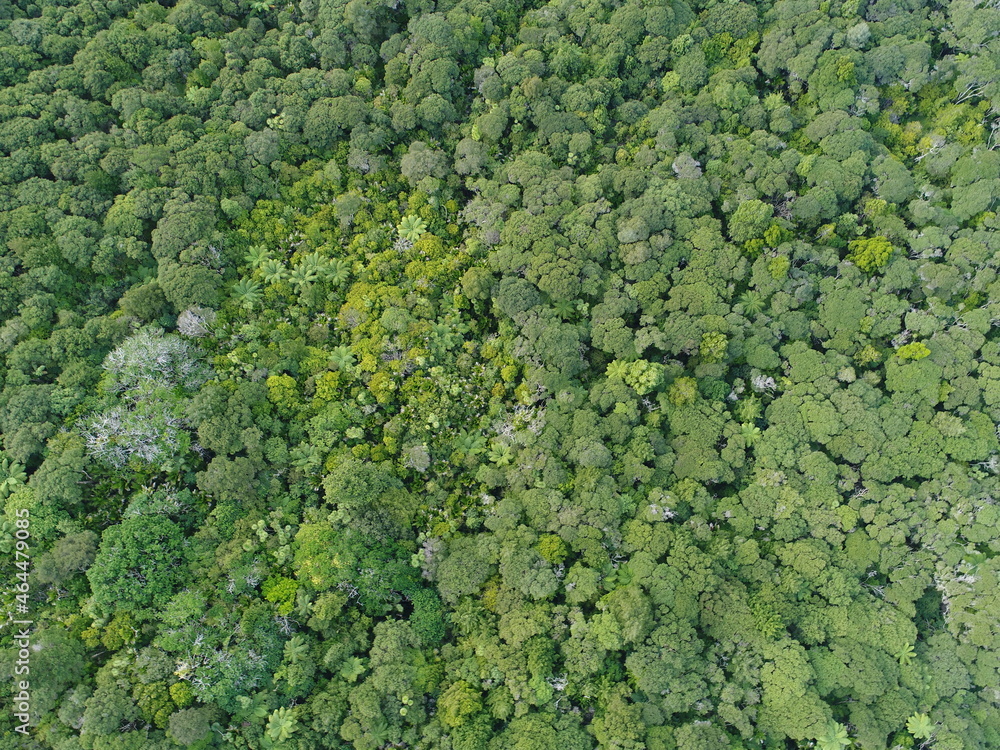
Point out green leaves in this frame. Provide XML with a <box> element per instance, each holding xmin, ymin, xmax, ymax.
<box><xmin>232</xmin><ymin>278</ymin><xmax>263</xmax><ymax>308</ymax></box>
<box><xmin>895</xmin><ymin>641</ymin><xmax>916</xmax><ymax>665</ymax></box>
<box><xmin>896</xmin><ymin>341</ymin><xmax>931</xmax><ymax>361</ymax></box>
<box><xmin>740</xmin><ymin>422</ymin><xmax>761</xmax><ymax>446</ymax></box>
<box><xmin>606</xmin><ymin>359</ymin><xmax>665</xmax><ymax>395</ymax></box>
<box><xmin>0</xmin><ymin>521</ymin><xmax>15</xmax><ymax>555</ymax></box>
<box><xmin>398</xmin><ymin>215</ymin><xmax>428</xmax><ymax>242</ymax></box>
<box><xmin>262</xmin><ymin>575</ymin><xmax>300</xmax><ymax>615</ymax></box>
<box><xmin>0</xmin><ymin>457</ymin><xmax>26</xmax><ymax>499</ymax></box>
<box><xmin>260</xmin><ymin>258</ymin><xmax>288</xmax><ymax>285</ymax></box>
<box><xmin>398</xmin><ymin>693</ymin><xmax>414</xmax><ymax>716</ymax></box>
<box><xmin>290</xmin><ymin>443</ymin><xmax>323</xmax><ymax>473</ymax></box>
<box><xmin>233</xmin><ymin>694</ymin><xmax>270</xmax><ymax>723</ymax></box>
<box><xmin>87</xmin><ymin>516</ymin><xmax>185</xmax><ymax>615</ymax></box>
<box><xmin>815</xmin><ymin>720</ymin><xmax>852</xmax><ymax>750</ymax></box>
<box><xmin>847</xmin><ymin>236</ymin><xmax>894</xmax><ymax>273</ymax></box>
<box><xmin>339</xmin><ymin>656</ymin><xmax>366</xmax><ymax>682</ymax></box>
<box><xmin>7</xmin><ymin>0</ymin><xmax>1000</xmax><ymax>746</ymax></box>
<box><xmin>329</xmin><ymin>345</ymin><xmax>356</xmax><ymax>371</ymax></box>
<box><xmin>487</xmin><ymin>441</ymin><xmax>513</xmax><ymax>466</ymax></box>
<box><xmin>244</xmin><ymin>245</ymin><xmax>271</xmax><ymax>268</ymax></box>
<box><xmin>906</xmin><ymin>712</ymin><xmax>933</xmax><ymax>740</ymax></box>
<box><xmin>265</xmin><ymin>706</ymin><xmax>298</xmax><ymax>743</ymax></box>
<box><xmin>288</xmin><ymin>263</ymin><xmax>318</xmax><ymax>291</ymax></box>
<box><xmin>298</xmin><ymin>251</ymin><xmax>325</xmax><ymax>276</ymax></box>
<box><xmin>739</xmin><ymin>289</ymin><xmax>767</xmax><ymax>316</ymax></box>
<box><xmin>324</xmin><ymin>258</ymin><xmax>351</xmax><ymax>286</ymax></box>
<box><xmin>438</xmin><ymin>681</ymin><xmax>483</xmax><ymax>728</ymax></box>
<box><xmin>430</xmin><ymin>320</ymin><xmax>470</xmax><ymax>353</ymax></box>
<box><xmin>728</xmin><ymin>199</ymin><xmax>774</xmax><ymax>244</ymax></box>
<box><xmin>668</xmin><ymin>376</ymin><xmax>698</xmax><ymax>406</ymax></box>
<box><xmin>734</xmin><ymin>396</ymin><xmax>762</xmax><ymax>423</ymax></box>
<box><xmin>699</xmin><ymin>331</ymin><xmax>728</xmax><ymax>364</ymax></box>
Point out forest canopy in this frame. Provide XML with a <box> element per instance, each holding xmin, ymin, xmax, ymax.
<box><xmin>1</xmin><ymin>0</ymin><xmax>1000</xmax><ymax>747</ymax></box>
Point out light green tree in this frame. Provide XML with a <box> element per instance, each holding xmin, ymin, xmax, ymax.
<box><xmin>816</xmin><ymin>720</ymin><xmax>852</xmax><ymax>750</ymax></box>
<box><xmin>260</xmin><ymin>259</ymin><xmax>288</xmax><ymax>285</ymax></box>
<box><xmin>848</xmin><ymin>236</ymin><xmax>893</xmax><ymax>273</ymax></box>
<box><xmin>700</xmin><ymin>331</ymin><xmax>728</xmax><ymax>363</ymax></box>
<box><xmin>895</xmin><ymin>642</ymin><xmax>915</xmax><ymax>665</ymax></box>
<box><xmin>232</xmin><ymin>278</ymin><xmax>263</xmax><ymax>308</ymax></box>
<box><xmin>244</xmin><ymin>245</ymin><xmax>271</xmax><ymax>268</ymax></box>
<box><xmin>907</xmin><ymin>713</ymin><xmax>933</xmax><ymax>740</ymax></box>
<box><xmin>668</xmin><ymin>377</ymin><xmax>698</xmax><ymax>406</ymax></box>
<box><xmin>896</xmin><ymin>342</ymin><xmax>931</xmax><ymax>361</ymax></box>
<box><xmin>265</xmin><ymin>706</ymin><xmax>298</xmax><ymax>743</ymax></box>
<box><xmin>729</xmin><ymin>199</ymin><xmax>774</xmax><ymax>244</ymax></box>
<box><xmin>398</xmin><ymin>216</ymin><xmax>428</xmax><ymax>242</ymax></box>
<box><xmin>0</xmin><ymin>457</ymin><xmax>26</xmax><ymax>499</ymax></box>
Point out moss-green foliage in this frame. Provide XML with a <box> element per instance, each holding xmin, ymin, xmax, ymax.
<box><xmin>848</xmin><ymin>236</ymin><xmax>895</xmax><ymax>273</ymax></box>
<box><xmin>2</xmin><ymin>0</ymin><xmax>999</xmax><ymax>747</ymax></box>
<box><xmin>262</xmin><ymin>575</ymin><xmax>299</xmax><ymax>615</ymax></box>
<box><xmin>896</xmin><ymin>341</ymin><xmax>931</xmax><ymax>360</ymax></box>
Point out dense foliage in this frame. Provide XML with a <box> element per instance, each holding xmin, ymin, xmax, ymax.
<box><xmin>1</xmin><ymin>0</ymin><xmax>999</xmax><ymax>747</ymax></box>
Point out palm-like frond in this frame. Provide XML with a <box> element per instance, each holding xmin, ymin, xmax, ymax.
<box><xmin>398</xmin><ymin>215</ymin><xmax>428</xmax><ymax>242</ymax></box>
<box><xmin>322</xmin><ymin>258</ymin><xmax>351</xmax><ymax>286</ymax></box>
<box><xmin>289</xmin><ymin>264</ymin><xmax>318</xmax><ymax>290</ymax></box>
<box><xmin>232</xmin><ymin>278</ymin><xmax>262</xmax><ymax>308</ymax></box>
<box><xmin>455</xmin><ymin>430</ymin><xmax>486</xmax><ymax>455</ymax></box>
<box><xmin>260</xmin><ymin>259</ymin><xmax>288</xmax><ymax>285</ymax></box>
<box><xmin>299</xmin><ymin>252</ymin><xmax>324</xmax><ymax>274</ymax></box>
<box><xmin>740</xmin><ymin>290</ymin><xmax>767</xmax><ymax>316</ymax></box>
<box><xmin>329</xmin><ymin>345</ymin><xmax>356</xmax><ymax>371</ymax></box>
<box><xmin>815</xmin><ymin>721</ymin><xmax>851</xmax><ymax>750</ymax></box>
<box><xmin>906</xmin><ymin>713</ymin><xmax>933</xmax><ymax>740</ymax></box>
<box><xmin>244</xmin><ymin>245</ymin><xmax>271</xmax><ymax>268</ymax></box>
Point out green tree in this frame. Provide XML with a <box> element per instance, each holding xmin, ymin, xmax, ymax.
<box><xmin>266</xmin><ymin>706</ymin><xmax>298</xmax><ymax>743</ymax></box>
<box><xmin>87</xmin><ymin>516</ymin><xmax>186</xmax><ymax>616</ymax></box>
<box><xmin>439</xmin><ymin>681</ymin><xmax>483</xmax><ymax>728</ymax></box>
<box><xmin>323</xmin><ymin>458</ymin><xmax>415</xmax><ymax>539</ymax></box>
<box><xmin>398</xmin><ymin>215</ymin><xmax>428</xmax><ymax>242</ymax></box>
<box><xmin>848</xmin><ymin>236</ymin><xmax>894</xmax><ymax>273</ymax></box>
<box><xmin>33</xmin><ymin>530</ymin><xmax>98</xmax><ymax>587</ymax></box>
<box><xmin>906</xmin><ymin>712</ymin><xmax>933</xmax><ymax>740</ymax></box>
<box><xmin>168</xmin><ymin>706</ymin><xmax>214</xmax><ymax>746</ymax></box>
<box><xmin>896</xmin><ymin>341</ymin><xmax>931</xmax><ymax>360</ymax></box>
<box><xmin>232</xmin><ymin>278</ymin><xmax>263</xmax><ymax>308</ymax></box>
<box><xmin>729</xmin><ymin>199</ymin><xmax>774</xmax><ymax>244</ymax></box>
<box><xmin>815</xmin><ymin>720</ymin><xmax>852</xmax><ymax>750</ymax></box>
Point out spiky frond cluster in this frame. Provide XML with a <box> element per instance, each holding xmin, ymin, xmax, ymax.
<box><xmin>398</xmin><ymin>215</ymin><xmax>428</xmax><ymax>242</ymax></box>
